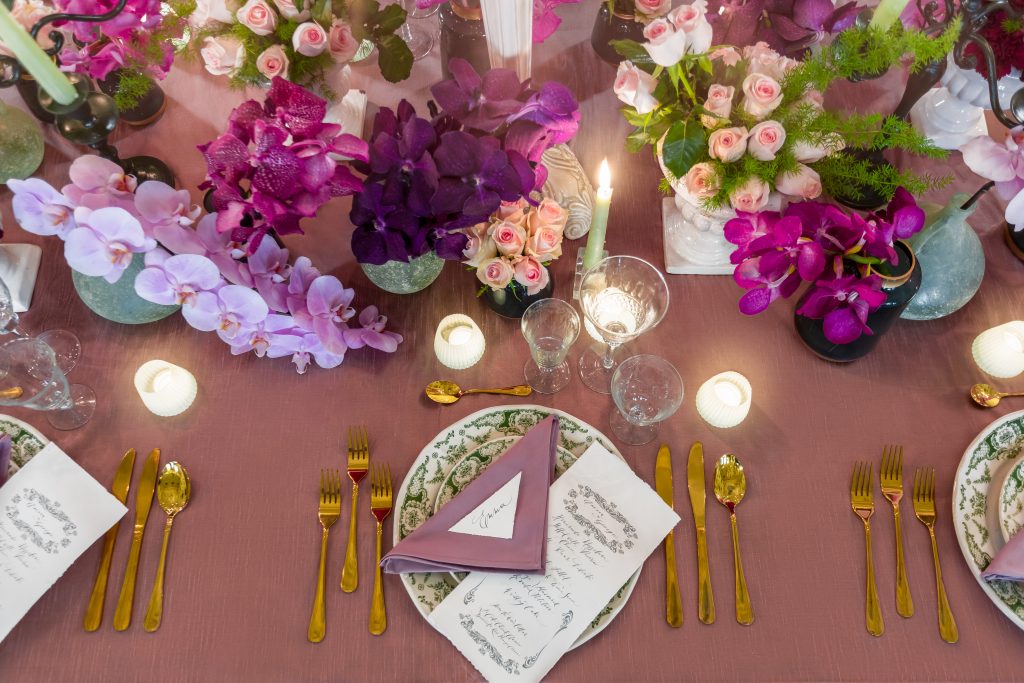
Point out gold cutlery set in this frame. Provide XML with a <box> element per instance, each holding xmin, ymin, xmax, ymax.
<box><xmin>657</xmin><ymin>442</ymin><xmax>754</xmax><ymax>628</ymax></box>
<box><xmin>84</xmin><ymin>448</ymin><xmax>191</xmax><ymax>633</ymax></box>
<box><xmin>850</xmin><ymin>445</ymin><xmax>958</xmax><ymax>642</ymax></box>
<box><xmin>308</xmin><ymin>426</ymin><xmax>393</xmax><ymax>643</ymax></box>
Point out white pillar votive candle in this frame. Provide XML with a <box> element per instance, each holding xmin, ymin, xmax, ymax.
<box><xmin>434</xmin><ymin>314</ymin><xmax>486</xmax><ymax>370</ymax></box>
<box><xmin>134</xmin><ymin>360</ymin><xmax>197</xmax><ymax>417</ymax></box>
<box><xmin>695</xmin><ymin>371</ymin><xmax>752</xmax><ymax>429</ymax></box>
<box><xmin>973</xmin><ymin>321</ymin><xmax>1024</xmax><ymax>378</ymax></box>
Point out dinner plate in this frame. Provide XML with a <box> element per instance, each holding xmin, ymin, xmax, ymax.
<box><xmin>953</xmin><ymin>409</ymin><xmax>1024</xmax><ymax>630</ymax></box>
<box><xmin>0</xmin><ymin>413</ymin><xmax>49</xmax><ymax>481</ymax></box>
<box><xmin>998</xmin><ymin>458</ymin><xmax>1024</xmax><ymax>543</ymax></box>
<box><xmin>394</xmin><ymin>405</ymin><xmax>639</xmax><ymax>650</ymax></box>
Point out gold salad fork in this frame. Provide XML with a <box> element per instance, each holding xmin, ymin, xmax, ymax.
<box><xmin>369</xmin><ymin>463</ymin><xmax>392</xmax><ymax>636</ymax></box>
<box><xmin>341</xmin><ymin>427</ymin><xmax>369</xmax><ymax>592</ymax></box>
<box><xmin>308</xmin><ymin>470</ymin><xmax>341</xmax><ymax>644</ymax></box>
<box><xmin>913</xmin><ymin>467</ymin><xmax>959</xmax><ymax>644</ymax></box>
<box><xmin>851</xmin><ymin>462</ymin><xmax>883</xmax><ymax>637</ymax></box>
<box><xmin>880</xmin><ymin>445</ymin><xmax>913</xmax><ymax>618</ymax></box>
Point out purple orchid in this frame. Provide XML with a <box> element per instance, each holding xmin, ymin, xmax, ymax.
<box><xmin>343</xmin><ymin>306</ymin><xmax>403</xmax><ymax>353</ymax></box>
<box><xmin>182</xmin><ymin>285</ymin><xmax>269</xmax><ymax>344</ymax></box>
<box><xmin>796</xmin><ymin>271</ymin><xmax>887</xmax><ymax>344</ymax></box>
<box><xmin>712</xmin><ymin>0</ymin><xmax>859</xmax><ymax>56</ymax></box>
<box><xmin>430</xmin><ymin>59</ymin><xmax>528</xmax><ymax>133</ymax></box>
<box><xmin>7</xmin><ymin>178</ymin><xmax>77</xmax><ymax>238</ymax></box>
<box><xmin>350</xmin><ymin>183</ymin><xmax>428</xmax><ymax>265</ymax></box>
<box><xmin>134</xmin><ymin>253</ymin><xmax>222</xmax><ymax>307</ymax></box>
<box><xmin>65</xmin><ymin>206</ymin><xmax>156</xmax><ymax>283</ymax></box>
<box><xmin>431</xmin><ymin>132</ymin><xmax>531</xmax><ymax>223</ymax></box>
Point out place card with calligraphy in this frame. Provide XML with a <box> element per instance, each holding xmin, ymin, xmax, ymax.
<box><xmin>426</xmin><ymin>442</ymin><xmax>680</xmax><ymax>683</ymax></box>
<box><xmin>0</xmin><ymin>443</ymin><xmax>126</xmax><ymax>642</ymax></box>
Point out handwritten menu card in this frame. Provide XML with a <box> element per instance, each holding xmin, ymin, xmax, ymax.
<box><xmin>428</xmin><ymin>443</ymin><xmax>680</xmax><ymax>683</ymax></box>
<box><xmin>0</xmin><ymin>443</ymin><xmax>126</xmax><ymax>642</ymax></box>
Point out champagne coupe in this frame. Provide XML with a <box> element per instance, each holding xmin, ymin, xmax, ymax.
<box><xmin>521</xmin><ymin>298</ymin><xmax>580</xmax><ymax>394</ymax></box>
<box><xmin>610</xmin><ymin>354</ymin><xmax>683</xmax><ymax>446</ymax></box>
<box><xmin>0</xmin><ymin>275</ymin><xmax>82</xmax><ymax>373</ymax></box>
<box><xmin>578</xmin><ymin>255</ymin><xmax>670</xmax><ymax>394</ymax></box>
<box><xmin>0</xmin><ymin>338</ymin><xmax>96</xmax><ymax>430</ymax></box>
<box><xmin>400</xmin><ymin>0</ymin><xmax>435</xmax><ymax>60</ymax></box>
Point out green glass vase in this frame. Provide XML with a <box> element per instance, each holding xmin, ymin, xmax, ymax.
<box><xmin>0</xmin><ymin>100</ymin><xmax>44</xmax><ymax>184</ymax></box>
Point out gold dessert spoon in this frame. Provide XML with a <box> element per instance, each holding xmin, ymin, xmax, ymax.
<box><xmin>144</xmin><ymin>461</ymin><xmax>191</xmax><ymax>632</ymax></box>
<box><xmin>425</xmin><ymin>380</ymin><xmax>532</xmax><ymax>405</ymax></box>
<box><xmin>713</xmin><ymin>454</ymin><xmax>754</xmax><ymax>626</ymax></box>
<box><xmin>970</xmin><ymin>383</ymin><xmax>1024</xmax><ymax>408</ymax></box>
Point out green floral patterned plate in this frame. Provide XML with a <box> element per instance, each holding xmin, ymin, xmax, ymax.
<box><xmin>998</xmin><ymin>458</ymin><xmax>1024</xmax><ymax>544</ymax></box>
<box><xmin>954</xmin><ymin>409</ymin><xmax>1024</xmax><ymax>630</ymax></box>
<box><xmin>0</xmin><ymin>413</ymin><xmax>48</xmax><ymax>481</ymax></box>
<box><xmin>393</xmin><ymin>405</ymin><xmax>639</xmax><ymax>650</ymax></box>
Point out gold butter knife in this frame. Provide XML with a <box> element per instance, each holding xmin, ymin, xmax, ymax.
<box><xmin>113</xmin><ymin>447</ymin><xmax>160</xmax><ymax>631</ymax></box>
<box><xmin>688</xmin><ymin>442</ymin><xmax>715</xmax><ymax>624</ymax></box>
<box><xmin>655</xmin><ymin>444</ymin><xmax>682</xmax><ymax>627</ymax></box>
<box><xmin>84</xmin><ymin>448</ymin><xmax>136</xmax><ymax>632</ymax></box>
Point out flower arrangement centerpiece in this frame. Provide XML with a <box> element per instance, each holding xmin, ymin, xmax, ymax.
<box><xmin>193</xmin><ymin>0</ymin><xmax>412</xmax><ymax>90</ymax></box>
<box><xmin>347</xmin><ymin>58</ymin><xmax>580</xmax><ymax>294</ymax></box>
<box><xmin>725</xmin><ymin>188</ymin><xmax>925</xmax><ymax>358</ymax></box>
<box><xmin>464</xmin><ymin>197</ymin><xmax>566</xmax><ymax>316</ymax></box>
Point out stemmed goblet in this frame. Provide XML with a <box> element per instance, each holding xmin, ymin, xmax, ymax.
<box><xmin>0</xmin><ymin>275</ymin><xmax>81</xmax><ymax>373</ymax></box>
<box><xmin>521</xmin><ymin>298</ymin><xmax>580</xmax><ymax>394</ymax></box>
<box><xmin>400</xmin><ymin>0</ymin><xmax>435</xmax><ymax>60</ymax></box>
<box><xmin>578</xmin><ymin>255</ymin><xmax>669</xmax><ymax>394</ymax></box>
<box><xmin>0</xmin><ymin>337</ymin><xmax>96</xmax><ymax>430</ymax></box>
<box><xmin>610</xmin><ymin>354</ymin><xmax>683</xmax><ymax>446</ymax></box>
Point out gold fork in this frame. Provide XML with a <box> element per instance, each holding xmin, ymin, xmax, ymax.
<box><xmin>369</xmin><ymin>463</ymin><xmax>392</xmax><ymax>636</ymax></box>
<box><xmin>880</xmin><ymin>445</ymin><xmax>914</xmax><ymax>618</ymax></box>
<box><xmin>308</xmin><ymin>469</ymin><xmax>341</xmax><ymax>643</ymax></box>
<box><xmin>341</xmin><ymin>426</ymin><xmax>369</xmax><ymax>593</ymax></box>
<box><xmin>851</xmin><ymin>461</ymin><xmax>883</xmax><ymax>637</ymax></box>
<box><xmin>912</xmin><ymin>467</ymin><xmax>959</xmax><ymax>644</ymax></box>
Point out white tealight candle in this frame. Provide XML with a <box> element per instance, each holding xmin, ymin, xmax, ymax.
<box><xmin>973</xmin><ymin>321</ymin><xmax>1024</xmax><ymax>378</ymax></box>
<box><xmin>696</xmin><ymin>371</ymin><xmax>752</xmax><ymax>429</ymax></box>
<box><xmin>434</xmin><ymin>314</ymin><xmax>486</xmax><ymax>370</ymax></box>
<box><xmin>134</xmin><ymin>360</ymin><xmax>198</xmax><ymax>417</ymax></box>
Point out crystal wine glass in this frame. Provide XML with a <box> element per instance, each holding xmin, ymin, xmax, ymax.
<box><xmin>400</xmin><ymin>0</ymin><xmax>435</xmax><ymax>60</ymax></box>
<box><xmin>0</xmin><ymin>338</ymin><xmax>96</xmax><ymax>430</ymax></box>
<box><xmin>610</xmin><ymin>354</ymin><xmax>683</xmax><ymax>446</ymax></box>
<box><xmin>0</xmin><ymin>275</ymin><xmax>82</xmax><ymax>373</ymax></box>
<box><xmin>578</xmin><ymin>255</ymin><xmax>670</xmax><ymax>394</ymax></box>
<box><xmin>521</xmin><ymin>298</ymin><xmax>580</xmax><ymax>394</ymax></box>
<box><xmin>407</xmin><ymin>0</ymin><xmax>440</xmax><ymax>18</ymax></box>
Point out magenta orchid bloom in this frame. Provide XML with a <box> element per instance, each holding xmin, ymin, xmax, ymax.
<box><xmin>182</xmin><ymin>285</ymin><xmax>269</xmax><ymax>343</ymax></box>
<box><xmin>135</xmin><ymin>253</ymin><xmax>222</xmax><ymax>307</ymax></box>
<box><xmin>343</xmin><ymin>306</ymin><xmax>403</xmax><ymax>353</ymax></box>
<box><xmin>65</xmin><ymin>206</ymin><xmax>156</xmax><ymax>283</ymax></box>
<box><xmin>305</xmin><ymin>275</ymin><xmax>355</xmax><ymax>355</ymax></box>
<box><xmin>7</xmin><ymin>178</ymin><xmax>77</xmax><ymax>238</ymax></box>
<box><xmin>796</xmin><ymin>272</ymin><xmax>886</xmax><ymax>344</ymax></box>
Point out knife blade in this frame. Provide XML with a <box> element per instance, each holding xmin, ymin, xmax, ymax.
<box><xmin>656</xmin><ymin>445</ymin><xmax>682</xmax><ymax>627</ymax></box>
<box><xmin>688</xmin><ymin>442</ymin><xmax>715</xmax><ymax>624</ymax></box>
<box><xmin>113</xmin><ymin>447</ymin><xmax>160</xmax><ymax>631</ymax></box>
<box><xmin>84</xmin><ymin>448</ymin><xmax>136</xmax><ymax>631</ymax></box>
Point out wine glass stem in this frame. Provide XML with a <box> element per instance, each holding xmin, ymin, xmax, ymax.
<box><xmin>601</xmin><ymin>344</ymin><xmax>617</xmax><ymax>370</ymax></box>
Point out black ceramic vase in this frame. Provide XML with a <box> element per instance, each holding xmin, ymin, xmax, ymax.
<box><xmin>794</xmin><ymin>241</ymin><xmax>921</xmax><ymax>362</ymax></box>
<box><xmin>439</xmin><ymin>0</ymin><xmax>490</xmax><ymax>80</ymax></box>
<box><xmin>591</xmin><ymin>0</ymin><xmax>644</xmax><ymax>65</ymax></box>
<box><xmin>97</xmin><ymin>71</ymin><xmax>167</xmax><ymax>127</ymax></box>
<box><xmin>482</xmin><ymin>275</ymin><xmax>555</xmax><ymax>319</ymax></box>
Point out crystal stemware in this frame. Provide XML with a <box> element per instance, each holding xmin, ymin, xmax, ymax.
<box><xmin>0</xmin><ymin>275</ymin><xmax>82</xmax><ymax>373</ymax></box>
<box><xmin>521</xmin><ymin>298</ymin><xmax>580</xmax><ymax>394</ymax></box>
<box><xmin>0</xmin><ymin>338</ymin><xmax>96</xmax><ymax>430</ymax></box>
<box><xmin>610</xmin><ymin>354</ymin><xmax>683</xmax><ymax>446</ymax></box>
<box><xmin>578</xmin><ymin>255</ymin><xmax>669</xmax><ymax>394</ymax></box>
<box><xmin>400</xmin><ymin>0</ymin><xmax>435</xmax><ymax>60</ymax></box>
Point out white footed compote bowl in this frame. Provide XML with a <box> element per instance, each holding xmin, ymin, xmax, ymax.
<box><xmin>578</xmin><ymin>256</ymin><xmax>669</xmax><ymax>394</ymax></box>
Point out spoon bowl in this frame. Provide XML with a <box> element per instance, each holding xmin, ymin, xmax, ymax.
<box><xmin>425</xmin><ymin>380</ymin><xmax>532</xmax><ymax>405</ymax></box>
<box><xmin>714</xmin><ymin>454</ymin><xmax>746</xmax><ymax>509</ymax></box>
<box><xmin>157</xmin><ymin>461</ymin><xmax>191</xmax><ymax>517</ymax></box>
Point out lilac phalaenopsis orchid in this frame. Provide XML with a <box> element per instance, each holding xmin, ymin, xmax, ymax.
<box><xmin>65</xmin><ymin>206</ymin><xmax>156</xmax><ymax>283</ymax></box>
<box><xmin>725</xmin><ymin>189</ymin><xmax>925</xmax><ymax>344</ymax></box>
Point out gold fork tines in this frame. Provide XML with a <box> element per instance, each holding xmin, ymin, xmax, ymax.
<box><xmin>369</xmin><ymin>463</ymin><xmax>393</xmax><ymax>636</ymax></box>
<box><xmin>308</xmin><ymin>469</ymin><xmax>341</xmax><ymax>644</ymax></box>
<box><xmin>880</xmin><ymin>445</ymin><xmax>914</xmax><ymax>618</ymax></box>
<box><xmin>851</xmin><ymin>461</ymin><xmax>883</xmax><ymax>637</ymax></box>
<box><xmin>341</xmin><ymin>426</ymin><xmax>369</xmax><ymax>593</ymax></box>
<box><xmin>912</xmin><ymin>467</ymin><xmax>959</xmax><ymax>644</ymax></box>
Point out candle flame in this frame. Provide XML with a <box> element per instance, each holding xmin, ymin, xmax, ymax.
<box><xmin>598</xmin><ymin>159</ymin><xmax>611</xmax><ymax>190</ymax></box>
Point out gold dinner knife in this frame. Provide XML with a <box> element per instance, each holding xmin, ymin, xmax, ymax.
<box><xmin>688</xmin><ymin>442</ymin><xmax>715</xmax><ymax>624</ymax></box>
<box><xmin>113</xmin><ymin>447</ymin><xmax>160</xmax><ymax>631</ymax></box>
<box><xmin>656</xmin><ymin>444</ymin><xmax>683</xmax><ymax>627</ymax></box>
<box><xmin>84</xmin><ymin>448</ymin><xmax>136</xmax><ymax>631</ymax></box>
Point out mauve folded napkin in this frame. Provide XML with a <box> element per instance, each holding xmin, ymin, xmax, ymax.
<box><xmin>983</xmin><ymin>532</ymin><xmax>1024</xmax><ymax>581</ymax></box>
<box><xmin>381</xmin><ymin>415</ymin><xmax>559</xmax><ymax>575</ymax></box>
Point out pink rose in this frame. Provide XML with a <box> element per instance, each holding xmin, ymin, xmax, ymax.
<box><xmin>190</xmin><ymin>0</ymin><xmax>236</xmax><ymax>26</ymax></box>
<box><xmin>271</xmin><ymin>0</ymin><xmax>308</xmax><ymax>20</ymax></box>
<box><xmin>496</xmin><ymin>199</ymin><xmax>528</xmax><ymax>224</ymax></box>
<box><xmin>701</xmin><ymin>83</ymin><xmax>734</xmax><ymax>128</ymax></box>
<box><xmin>528</xmin><ymin>198</ymin><xmax>567</xmax><ymax>233</ymax></box>
<box><xmin>614</xmin><ymin>60</ymin><xmax>660</xmax><ymax>115</ymax></box>
<box><xmin>684</xmin><ymin>162</ymin><xmax>719</xmax><ymax>199</ymax></box>
<box><xmin>776</xmin><ymin>164</ymin><xmax>822</xmax><ymax>199</ymax></box>
<box><xmin>236</xmin><ymin>0</ymin><xmax>276</xmax><ymax>36</ymax></box>
<box><xmin>256</xmin><ymin>44</ymin><xmax>289</xmax><ymax>80</ymax></box>
<box><xmin>513</xmin><ymin>257</ymin><xmax>550</xmax><ymax>295</ymax></box>
<box><xmin>200</xmin><ymin>36</ymin><xmax>244</xmax><ymax>76</ymax></box>
<box><xmin>729</xmin><ymin>177</ymin><xmax>770</xmax><ymax>212</ymax></box>
<box><xmin>526</xmin><ymin>225</ymin><xmax>563</xmax><ymax>262</ymax></box>
<box><xmin>292</xmin><ymin>21</ymin><xmax>328</xmax><ymax>57</ymax></box>
<box><xmin>668</xmin><ymin>0</ymin><xmax>711</xmax><ymax>54</ymax></box>
<box><xmin>708</xmin><ymin>126</ymin><xmax>749</xmax><ymax>162</ymax></box>
<box><xmin>643</xmin><ymin>18</ymin><xmax>688</xmax><ymax>67</ymax></box>
<box><xmin>635</xmin><ymin>0</ymin><xmax>671</xmax><ymax>19</ymax></box>
<box><xmin>747</xmin><ymin>120</ymin><xmax>786</xmax><ymax>161</ymax></box>
<box><xmin>488</xmin><ymin>220</ymin><xmax>527</xmax><ymax>257</ymax></box>
<box><xmin>462</xmin><ymin>223</ymin><xmax>498</xmax><ymax>268</ymax></box>
<box><xmin>791</xmin><ymin>135</ymin><xmax>841</xmax><ymax>163</ymax></box>
<box><xmin>743</xmin><ymin>41</ymin><xmax>783</xmax><ymax>78</ymax></box>
<box><xmin>328</xmin><ymin>19</ymin><xmax>358</xmax><ymax>61</ymax></box>
<box><xmin>741</xmin><ymin>73</ymin><xmax>783</xmax><ymax>119</ymax></box>
<box><xmin>709</xmin><ymin>46</ymin><xmax>740</xmax><ymax>66</ymax></box>
<box><xmin>477</xmin><ymin>257</ymin><xmax>515</xmax><ymax>290</ymax></box>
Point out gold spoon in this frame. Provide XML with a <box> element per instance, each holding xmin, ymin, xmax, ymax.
<box><xmin>970</xmin><ymin>383</ymin><xmax>1024</xmax><ymax>408</ymax></box>
<box><xmin>144</xmin><ymin>461</ymin><xmax>191</xmax><ymax>632</ymax></box>
<box><xmin>425</xmin><ymin>380</ymin><xmax>532</xmax><ymax>405</ymax></box>
<box><xmin>713</xmin><ymin>454</ymin><xmax>753</xmax><ymax>626</ymax></box>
